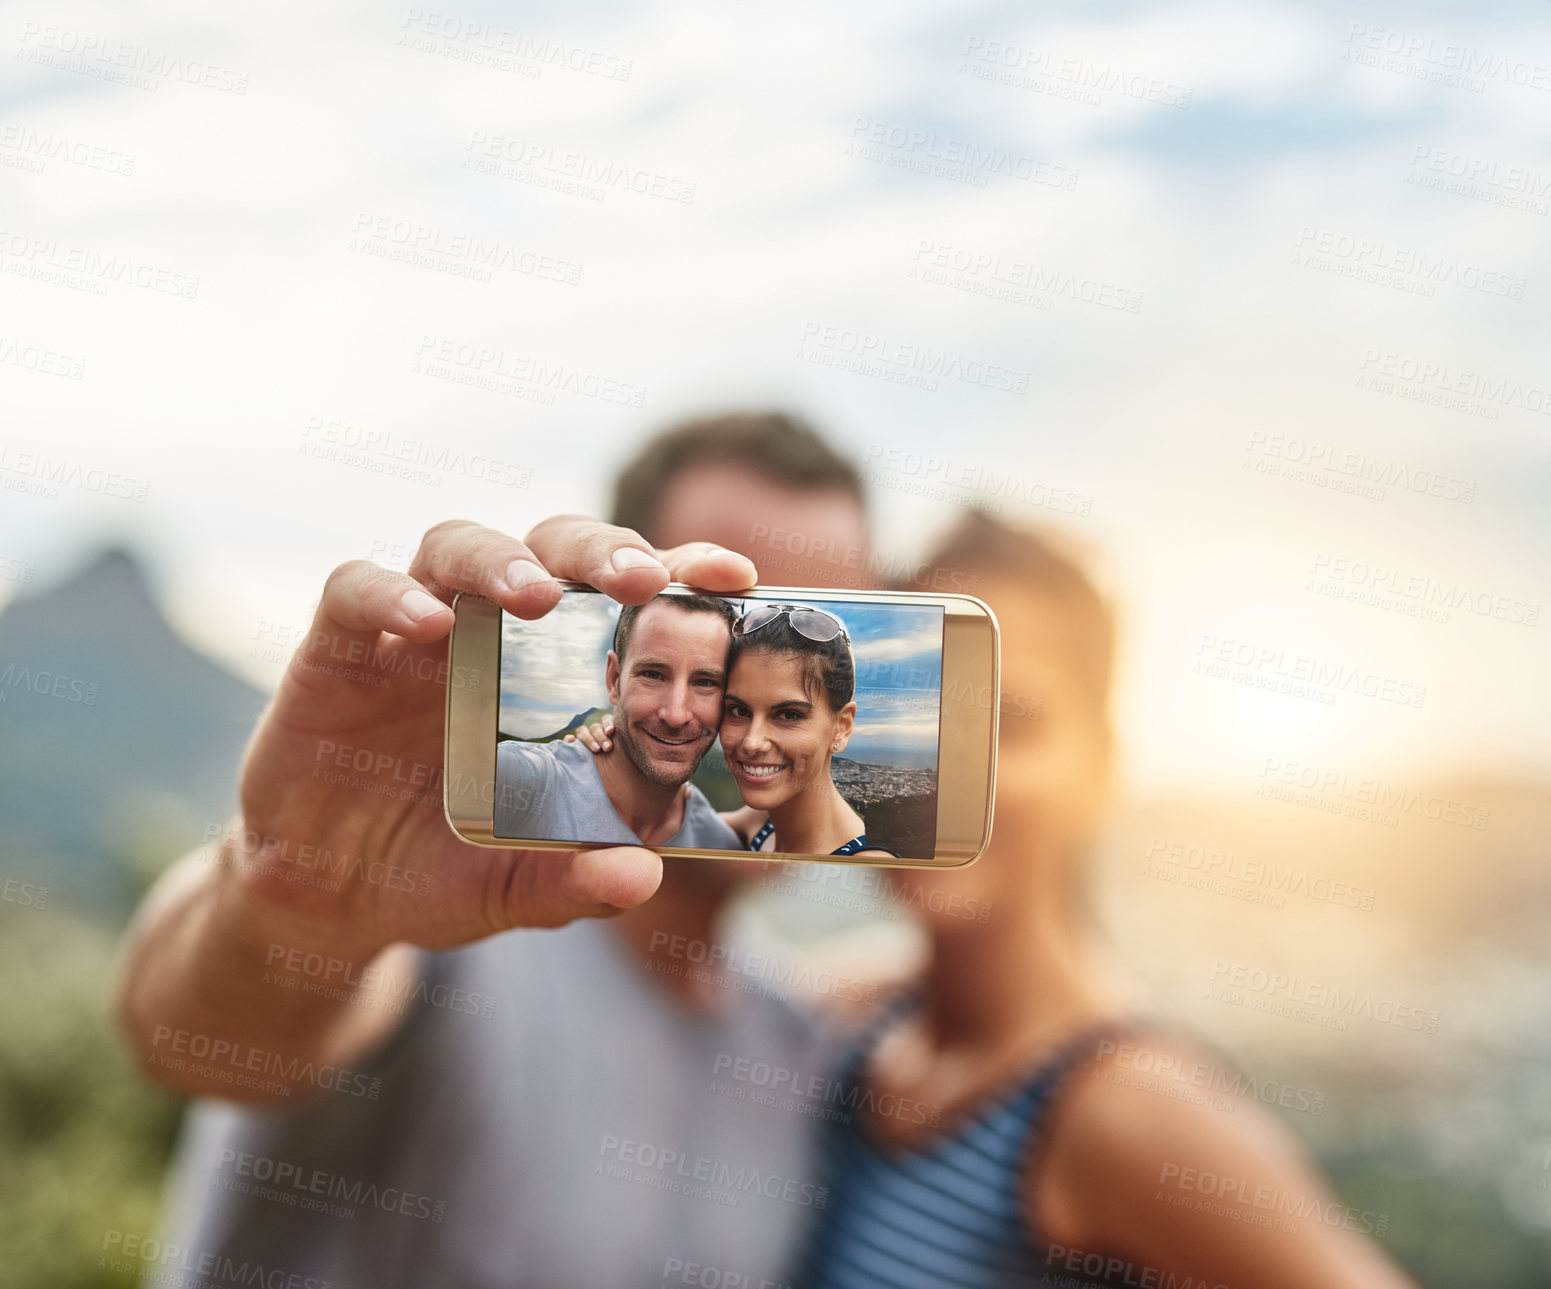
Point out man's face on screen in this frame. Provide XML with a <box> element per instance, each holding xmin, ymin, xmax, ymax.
<box><xmin>606</xmin><ymin>601</ymin><xmax>730</xmax><ymax>788</ymax></box>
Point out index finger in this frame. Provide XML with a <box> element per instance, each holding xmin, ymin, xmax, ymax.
<box><xmin>523</xmin><ymin>520</ymin><xmax>757</xmax><ymax>597</ymax></box>
<box><xmin>655</xmin><ymin>541</ymin><xmax>758</xmax><ymax>592</ymax></box>
<box><xmin>524</xmin><ymin>514</ymin><xmax>674</xmax><ymax>605</ymax></box>
<box><xmin>408</xmin><ymin>519</ymin><xmax>564</xmax><ymax>621</ymax></box>
<box><xmin>524</xmin><ymin>521</ymin><xmax>759</xmax><ymax>598</ymax></box>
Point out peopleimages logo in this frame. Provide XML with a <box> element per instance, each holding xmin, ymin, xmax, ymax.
<box><xmin>0</xmin><ymin>230</ymin><xmax>199</xmax><ymax>298</ymax></box>
<box><xmin>463</xmin><ymin>133</ymin><xmax>694</xmax><ymax>204</ymax></box>
<box><xmin>1206</xmin><ymin>960</ymin><xmax>1440</xmax><ymax>1034</ymax></box>
<box><xmin>351</xmin><ymin>213</ymin><xmax>584</xmax><ymax>285</ymax></box>
<box><xmin>1409</xmin><ymin>148</ymin><xmax>1551</xmax><ymax>190</ymax></box>
<box><xmin>399</xmin><ymin>9</ymin><xmax>632</xmax><ymax>81</ymax></box>
<box><xmin>147</xmin><ymin>1025</ymin><xmax>384</xmax><ymax>1099</ymax></box>
<box><xmin>1192</xmin><ymin>635</ymin><xmax>1427</xmax><ymax>710</ymax></box>
<box><xmin>100</xmin><ymin>1230</ymin><xmax>332</xmax><ymax>1289</ymax></box>
<box><xmin>0</xmin><ymin>124</ymin><xmax>136</xmax><ymax>176</ymax></box>
<box><xmin>1292</xmin><ymin>227</ymin><xmax>1526</xmax><ymax>298</ymax></box>
<box><xmin>959</xmin><ymin>37</ymin><xmax>1193</xmax><ymax>109</ymax></box>
<box><xmin>862</xmin><ymin>444</ymin><xmax>1092</xmax><ymax>517</ymax></box>
<box><xmin>909</xmin><ymin>239</ymin><xmax>1144</xmax><ymax>313</ymax></box>
<box><xmin>846</xmin><ymin>117</ymin><xmax>1078</xmax><ymax>190</ymax></box>
<box><xmin>1344</xmin><ymin>23</ymin><xmax>1551</xmax><ymax>93</ymax></box>
<box><xmin>262</xmin><ymin>943</ymin><xmax>492</xmax><ymax>1018</ymax></box>
<box><xmin>15</xmin><ymin>23</ymin><xmax>251</xmax><ymax>94</ymax></box>
<box><xmin>1158</xmin><ymin>1162</ymin><xmax>1389</xmax><ymax>1237</ymax></box>
<box><xmin>1258</xmin><ymin>757</ymin><xmax>1491</xmax><ymax>830</ymax></box>
<box><xmin>597</xmin><ymin>1135</ymin><xmax>827</xmax><ymax>1209</ymax></box>
<box><xmin>710</xmin><ymin>1052</ymin><xmax>940</xmax><ymax>1127</ymax></box>
<box><xmin>799</xmin><ymin>322</ymin><xmax>1030</xmax><ymax>394</ymax></box>
<box><xmin>1241</xmin><ymin>431</ymin><xmax>1476</xmax><ymax>505</ymax></box>
<box><xmin>1091</xmin><ymin>1039</ymin><xmax>1326</xmax><ymax>1115</ymax></box>
<box><xmin>0</xmin><ymin>662</ymin><xmax>98</xmax><ymax>705</ymax></box>
<box><xmin>413</xmin><ymin>334</ymin><xmax>648</xmax><ymax>407</ymax></box>
<box><xmin>1044</xmin><ymin>1244</ymin><xmax>1225</xmax><ymax>1289</ymax></box>
<box><xmin>214</xmin><ymin>1148</ymin><xmax>446</xmax><ymax>1223</ymax></box>
<box><xmin>1309</xmin><ymin>550</ymin><xmax>1539</xmax><ymax>627</ymax></box>
<box><xmin>646</xmin><ymin>931</ymin><xmax>879</xmax><ymax>1005</ymax></box>
<box><xmin>1143</xmin><ymin>836</ymin><xmax>1375</xmax><ymax>911</ymax></box>
<box><xmin>1358</xmin><ymin>349</ymin><xmax>1551</xmax><ymax>419</ymax></box>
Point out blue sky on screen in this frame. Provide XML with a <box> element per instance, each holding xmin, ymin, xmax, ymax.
<box><xmin>818</xmin><ymin>599</ymin><xmax>942</xmax><ymax>768</ymax></box>
<box><xmin>500</xmin><ymin>593</ymin><xmax>942</xmax><ymax>767</ymax></box>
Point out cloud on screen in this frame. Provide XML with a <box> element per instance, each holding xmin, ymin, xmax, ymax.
<box><xmin>500</xmin><ymin>593</ymin><xmax>618</xmax><ymax>736</ymax></box>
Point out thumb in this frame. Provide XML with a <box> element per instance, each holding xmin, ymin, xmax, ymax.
<box><xmin>492</xmin><ymin>847</ymin><xmax>664</xmax><ymax>929</ymax></box>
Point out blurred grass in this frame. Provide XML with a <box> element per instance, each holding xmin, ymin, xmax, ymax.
<box><xmin>0</xmin><ymin>903</ymin><xmax>183</xmax><ymax>1289</ymax></box>
<box><xmin>1317</xmin><ymin>1139</ymin><xmax>1551</xmax><ymax>1285</ymax></box>
<box><xmin>1</xmin><ymin>839</ymin><xmax>1548</xmax><ymax>1288</ymax></box>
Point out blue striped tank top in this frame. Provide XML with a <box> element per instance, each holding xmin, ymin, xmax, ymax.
<box><xmin>793</xmin><ymin>998</ymin><xmax>1133</xmax><ymax>1289</ymax></box>
<box><xmin>747</xmin><ymin>819</ymin><xmax>897</xmax><ymax>858</ymax></box>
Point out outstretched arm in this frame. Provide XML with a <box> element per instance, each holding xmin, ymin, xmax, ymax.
<box><xmin>115</xmin><ymin>520</ymin><xmax>754</xmax><ymax>1101</ymax></box>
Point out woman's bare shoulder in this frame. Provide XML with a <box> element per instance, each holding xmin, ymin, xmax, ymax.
<box><xmin>1027</xmin><ymin>1030</ymin><xmax>1414</xmax><ymax>1287</ymax></box>
<box><xmin>1034</xmin><ymin>1030</ymin><xmax>1298</xmax><ymax>1203</ymax></box>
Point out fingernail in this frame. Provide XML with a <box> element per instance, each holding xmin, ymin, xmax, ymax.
<box><xmin>611</xmin><ymin>547</ymin><xmax>664</xmax><ymax>574</ymax></box>
<box><xmin>400</xmin><ymin>588</ymin><xmax>446</xmax><ymax>623</ymax></box>
<box><xmin>505</xmin><ymin>559</ymin><xmax>552</xmax><ymax>592</ymax></box>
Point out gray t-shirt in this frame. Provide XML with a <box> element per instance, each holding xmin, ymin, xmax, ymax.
<box><xmin>162</xmin><ymin>919</ymin><xmax>850</xmax><ymax>1287</ymax></box>
<box><xmin>494</xmin><ymin>736</ymin><xmax>738</xmax><ymax>849</ymax></box>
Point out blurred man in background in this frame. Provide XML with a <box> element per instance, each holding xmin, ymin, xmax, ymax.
<box><xmin>117</xmin><ymin>413</ymin><xmax>876</xmax><ymax>1286</ymax></box>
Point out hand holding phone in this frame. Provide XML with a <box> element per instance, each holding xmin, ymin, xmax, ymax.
<box><xmin>221</xmin><ymin>518</ymin><xmax>757</xmax><ymax>956</ymax></box>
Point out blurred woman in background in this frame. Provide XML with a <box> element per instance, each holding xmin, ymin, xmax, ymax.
<box><xmin>794</xmin><ymin>510</ymin><xmax>1416</xmax><ymax>1289</ymax></box>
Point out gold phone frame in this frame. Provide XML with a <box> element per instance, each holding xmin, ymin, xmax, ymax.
<box><xmin>444</xmin><ymin>583</ymin><xmax>998</xmax><ymax>868</ymax></box>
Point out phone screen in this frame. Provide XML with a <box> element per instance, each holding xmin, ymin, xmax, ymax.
<box><xmin>492</xmin><ymin>589</ymin><xmax>944</xmax><ymax>859</ymax></box>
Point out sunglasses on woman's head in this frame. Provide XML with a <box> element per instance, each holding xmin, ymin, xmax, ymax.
<box><xmin>735</xmin><ymin>604</ymin><xmax>851</xmax><ymax>645</ymax></box>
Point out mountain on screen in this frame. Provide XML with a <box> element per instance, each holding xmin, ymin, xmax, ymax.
<box><xmin>508</xmin><ymin>706</ymin><xmax>613</xmax><ymax>744</ymax></box>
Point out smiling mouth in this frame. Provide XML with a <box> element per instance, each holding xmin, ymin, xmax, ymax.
<box><xmin>645</xmin><ymin>729</ymin><xmax>698</xmax><ymax>749</ymax></box>
<box><xmin>735</xmin><ymin>761</ymin><xmax>788</xmax><ymax>782</ymax></box>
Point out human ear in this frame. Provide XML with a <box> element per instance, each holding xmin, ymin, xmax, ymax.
<box><xmin>831</xmin><ymin>700</ymin><xmax>857</xmax><ymax>752</ymax></box>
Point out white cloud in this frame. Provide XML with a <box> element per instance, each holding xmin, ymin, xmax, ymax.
<box><xmin>2</xmin><ymin>0</ymin><xmax>1546</xmax><ymax>789</ymax></box>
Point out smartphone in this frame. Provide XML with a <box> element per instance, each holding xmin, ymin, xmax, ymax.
<box><xmin>445</xmin><ymin>583</ymin><xmax>998</xmax><ymax>867</ymax></box>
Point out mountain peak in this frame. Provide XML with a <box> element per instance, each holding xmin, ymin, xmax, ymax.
<box><xmin>62</xmin><ymin>543</ymin><xmax>155</xmax><ymax>596</ymax></box>
<box><xmin>0</xmin><ymin>542</ymin><xmax>267</xmax><ymax>917</ymax></box>
<box><xmin>4</xmin><ymin>544</ymin><xmax>163</xmax><ymax>632</ymax></box>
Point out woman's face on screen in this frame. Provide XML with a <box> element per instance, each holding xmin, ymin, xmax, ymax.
<box><xmin>720</xmin><ymin>650</ymin><xmax>851</xmax><ymax>811</ymax></box>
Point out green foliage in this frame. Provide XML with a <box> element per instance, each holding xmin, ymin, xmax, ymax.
<box><xmin>1</xmin><ymin>832</ymin><xmax>1547</xmax><ymax>1289</ymax></box>
<box><xmin>0</xmin><ymin>907</ymin><xmax>184</xmax><ymax>1289</ymax></box>
<box><xmin>1320</xmin><ymin>1153</ymin><xmax>1551</xmax><ymax>1289</ymax></box>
